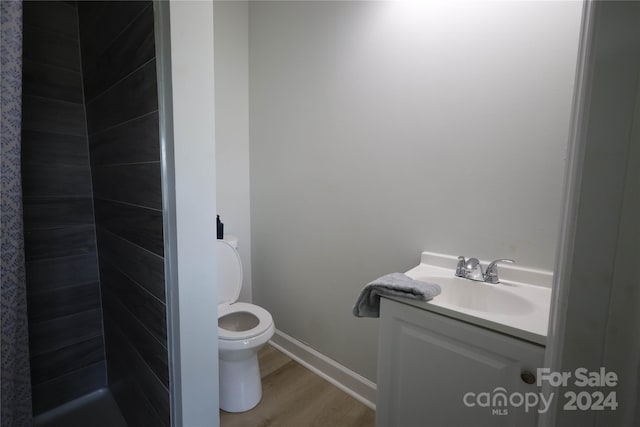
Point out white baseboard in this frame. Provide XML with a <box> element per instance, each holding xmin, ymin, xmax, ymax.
<box><xmin>269</xmin><ymin>329</ymin><xmax>377</xmax><ymax>410</ymax></box>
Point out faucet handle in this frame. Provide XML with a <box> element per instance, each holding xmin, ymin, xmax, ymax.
<box><xmin>485</xmin><ymin>259</ymin><xmax>514</xmax><ymax>284</ymax></box>
<box><xmin>464</xmin><ymin>258</ymin><xmax>484</xmax><ymax>281</ymax></box>
<box><xmin>455</xmin><ymin>256</ymin><xmax>466</xmax><ymax>277</ymax></box>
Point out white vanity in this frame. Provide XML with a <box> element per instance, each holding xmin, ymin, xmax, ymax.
<box><xmin>376</xmin><ymin>253</ymin><xmax>552</xmax><ymax>427</ymax></box>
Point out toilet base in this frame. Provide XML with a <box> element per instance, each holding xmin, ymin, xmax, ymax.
<box><xmin>219</xmin><ymin>352</ymin><xmax>262</xmax><ymax>412</ymax></box>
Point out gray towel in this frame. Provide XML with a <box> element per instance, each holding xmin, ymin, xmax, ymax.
<box><xmin>352</xmin><ymin>272</ymin><xmax>441</xmax><ymax>318</ymax></box>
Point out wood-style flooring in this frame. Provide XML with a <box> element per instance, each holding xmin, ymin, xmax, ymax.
<box><xmin>220</xmin><ymin>345</ymin><xmax>376</xmax><ymax>427</ymax></box>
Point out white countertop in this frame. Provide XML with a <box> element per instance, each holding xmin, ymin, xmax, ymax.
<box><xmin>386</xmin><ymin>252</ymin><xmax>552</xmax><ymax>346</ymax></box>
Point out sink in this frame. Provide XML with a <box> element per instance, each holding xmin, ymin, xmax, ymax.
<box><xmin>399</xmin><ymin>252</ymin><xmax>553</xmax><ymax>342</ymax></box>
<box><xmin>412</xmin><ymin>276</ymin><xmax>534</xmax><ymax>315</ymax></box>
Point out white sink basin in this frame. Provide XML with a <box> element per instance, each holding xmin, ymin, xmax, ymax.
<box><xmin>400</xmin><ymin>252</ymin><xmax>552</xmax><ymax>344</ymax></box>
<box><xmin>413</xmin><ymin>276</ymin><xmax>535</xmax><ymax>315</ymax></box>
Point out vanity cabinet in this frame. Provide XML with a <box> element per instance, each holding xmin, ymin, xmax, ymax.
<box><xmin>376</xmin><ymin>297</ymin><xmax>545</xmax><ymax>427</ymax></box>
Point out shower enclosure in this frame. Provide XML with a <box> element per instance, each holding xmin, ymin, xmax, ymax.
<box><xmin>18</xmin><ymin>1</ymin><xmax>169</xmax><ymax>424</ymax></box>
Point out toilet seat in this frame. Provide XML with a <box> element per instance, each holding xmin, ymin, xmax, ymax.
<box><xmin>218</xmin><ymin>302</ymin><xmax>273</xmax><ymax>341</ymax></box>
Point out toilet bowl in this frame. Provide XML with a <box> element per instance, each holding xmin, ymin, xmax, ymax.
<box><xmin>217</xmin><ymin>236</ymin><xmax>274</xmax><ymax>413</ymax></box>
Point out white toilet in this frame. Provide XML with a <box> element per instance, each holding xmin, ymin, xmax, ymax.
<box><xmin>217</xmin><ymin>236</ymin><xmax>275</xmax><ymax>413</ymax></box>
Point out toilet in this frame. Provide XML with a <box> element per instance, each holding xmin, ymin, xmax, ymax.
<box><xmin>217</xmin><ymin>236</ymin><xmax>275</xmax><ymax>413</ymax></box>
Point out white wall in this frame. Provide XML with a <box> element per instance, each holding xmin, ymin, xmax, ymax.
<box><xmin>167</xmin><ymin>1</ymin><xmax>219</xmax><ymax>425</ymax></box>
<box><xmin>214</xmin><ymin>1</ymin><xmax>252</xmax><ymax>302</ymax></box>
<box><xmin>249</xmin><ymin>1</ymin><xmax>582</xmax><ymax>382</ymax></box>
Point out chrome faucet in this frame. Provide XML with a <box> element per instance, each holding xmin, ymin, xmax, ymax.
<box><xmin>484</xmin><ymin>259</ymin><xmax>514</xmax><ymax>284</ymax></box>
<box><xmin>455</xmin><ymin>256</ymin><xmax>466</xmax><ymax>277</ymax></box>
<box><xmin>455</xmin><ymin>256</ymin><xmax>515</xmax><ymax>284</ymax></box>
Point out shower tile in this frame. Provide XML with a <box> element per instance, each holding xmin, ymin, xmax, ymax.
<box><xmin>25</xmin><ymin>253</ymin><xmax>99</xmax><ymax>294</ymax></box>
<box><xmin>23</xmin><ymin>1</ymin><xmax>78</xmax><ymax>39</ymax></box>
<box><xmin>22</xmin><ymin>95</ymin><xmax>86</xmax><ymax>136</ymax></box>
<box><xmin>96</xmin><ymin>228</ymin><xmax>165</xmax><ymax>302</ymax></box>
<box><xmin>29</xmin><ymin>336</ymin><xmax>105</xmax><ymax>385</ymax></box>
<box><xmin>85</xmin><ymin>60</ymin><xmax>158</xmax><ymax>134</ymax></box>
<box><xmin>74</xmin><ymin>2</ymin><xmax>167</xmax><ymax>424</ymax></box>
<box><xmin>22</xmin><ymin>130</ymin><xmax>89</xmax><ymax>167</ymax></box>
<box><xmin>23</xmin><ymin>197</ymin><xmax>95</xmax><ymax>230</ymax></box>
<box><xmin>28</xmin><ymin>282</ymin><xmax>101</xmax><ymax>323</ymax></box>
<box><xmin>32</xmin><ymin>361</ymin><xmax>106</xmax><ymax>415</ymax></box>
<box><xmin>102</xmin><ymin>304</ymin><xmax>169</xmax><ymax>387</ymax></box>
<box><xmin>22</xmin><ymin>0</ymin><xmax>108</xmax><ymax>413</ymax></box>
<box><xmin>89</xmin><ymin>112</ymin><xmax>160</xmax><ymax>166</ymax></box>
<box><xmin>104</xmin><ymin>318</ymin><xmax>170</xmax><ymax>424</ymax></box>
<box><xmin>23</xmin><ymin>60</ymin><xmax>83</xmax><ymax>103</ymax></box>
<box><xmin>24</xmin><ymin>225</ymin><xmax>97</xmax><ymax>261</ymax></box>
<box><xmin>29</xmin><ymin>309</ymin><xmax>103</xmax><ymax>357</ymax></box>
<box><xmin>94</xmin><ymin>198</ymin><xmax>164</xmax><ymax>256</ymax></box>
<box><xmin>22</xmin><ymin>164</ymin><xmax>92</xmax><ymax>198</ymax></box>
<box><xmin>78</xmin><ymin>1</ymin><xmax>150</xmax><ymax>66</ymax></box>
<box><xmin>100</xmin><ymin>263</ymin><xmax>167</xmax><ymax>344</ymax></box>
<box><xmin>92</xmin><ymin>162</ymin><xmax>162</xmax><ymax>209</ymax></box>
<box><xmin>23</xmin><ymin>25</ymin><xmax>81</xmax><ymax>72</ymax></box>
<box><xmin>108</xmin><ymin>375</ymin><xmax>167</xmax><ymax>427</ymax></box>
<box><xmin>83</xmin><ymin>6</ymin><xmax>156</xmax><ymax>102</ymax></box>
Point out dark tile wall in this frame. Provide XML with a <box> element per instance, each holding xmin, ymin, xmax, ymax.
<box><xmin>21</xmin><ymin>1</ymin><xmax>106</xmax><ymax>414</ymax></box>
<box><xmin>78</xmin><ymin>2</ymin><xmax>170</xmax><ymax>425</ymax></box>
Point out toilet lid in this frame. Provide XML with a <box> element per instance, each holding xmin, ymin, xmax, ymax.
<box><xmin>216</xmin><ymin>239</ymin><xmax>242</xmax><ymax>304</ymax></box>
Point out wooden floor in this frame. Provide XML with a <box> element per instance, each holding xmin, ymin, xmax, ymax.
<box><xmin>220</xmin><ymin>345</ymin><xmax>375</xmax><ymax>427</ymax></box>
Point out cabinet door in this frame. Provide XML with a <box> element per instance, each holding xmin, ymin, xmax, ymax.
<box><xmin>376</xmin><ymin>298</ymin><xmax>545</xmax><ymax>427</ymax></box>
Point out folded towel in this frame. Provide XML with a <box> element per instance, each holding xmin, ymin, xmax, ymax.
<box><xmin>352</xmin><ymin>272</ymin><xmax>441</xmax><ymax>318</ymax></box>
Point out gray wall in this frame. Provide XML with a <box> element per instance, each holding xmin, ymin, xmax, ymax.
<box><xmin>249</xmin><ymin>1</ymin><xmax>582</xmax><ymax>381</ymax></box>
<box><xmin>78</xmin><ymin>2</ymin><xmax>169</xmax><ymax>425</ymax></box>
<box><xmin>21</xmin><ymin>1</ymin><xmax>105</xmax><ymax>414</ymax></box>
